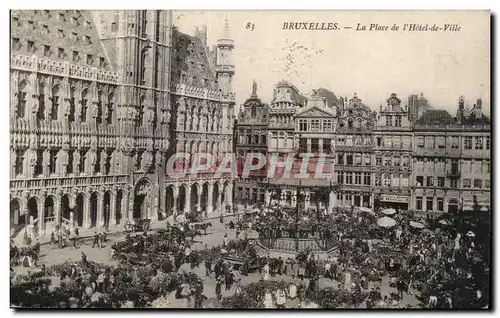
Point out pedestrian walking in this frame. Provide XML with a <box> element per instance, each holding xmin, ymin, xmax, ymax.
<box><xmin>92</xmin><ymin>232</ymin><xmax>99</xmax><ymax>248</ymax></box>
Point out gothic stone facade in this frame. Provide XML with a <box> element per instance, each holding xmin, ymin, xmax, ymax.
<box><xmin>10</xmin><ymin>10</ymin><xmax>236</xmax><ymax>239</ymax></box>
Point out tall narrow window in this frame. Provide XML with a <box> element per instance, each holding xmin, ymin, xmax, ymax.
<box><xmin>141</xmin><ymin>11</ymin><xmax>147</xmax><ymax>38</ymax></box>
<box><xmin>38</xmin><ymin>84</ymin><xmax>46</xmax><ymax>121</ymax></box>
<box><xmin>15</xmin><ymin>150</ymin><xmax>25</xmax><ymax>176</ymax></box>
<box><xmin>395</xmin><ymin>115</ymin><xmax>401</xmax><ymax>127</ymax></box>
<box><xmin>95</xmin><ymin>151</ymin><xmax>101</xmax><ymax>174</ymax></box>
<box><xmin>81</xmin><ymin>89</ymin><xmax>88</xmax><ymax>122</ymax></box>
<box><xmin>51</xmin><ymin>85</ymin><xmax>60</xmax><ymax>120</ymax></box>
<box><xmin>96</xmin><ymin>91</ymin><xmax>103</xmax><ymax>124</ymax></box>
<box><xmin>107</xmin><ymin>93</ymin><xmax>114</xmax><ymax>125</ymax></box>
<box><xmin>155</xmin><ymin>11</ymin><xmax>160</xmax><ymax>42</ymax></box>
<box><xmin>16</xmin><ymin>81</ymin><xmax>27</xmax><ymax>118</ymax></box>
<box><xmin>140</xmin><ymin>51</ymin><xmax>147</xmax><ymax>85</ymax></box>
<box><xmin>67</xmin><ymin>150</ymin><xmax>74</xmax><ymax>174</ymax></box>
<box><xmin>68</xmin><ymin>87</ymin><xmax>76</xmax><ymax>122</ymax></box>
<box><xmin>49</xmin><ymin>150</ymin><xmax>57</xmax><ymax>174</ymax></box>
<box><xmin>35</xmin><ymin>150</ymin><xmax>43</xmax><ymax>176</ymax></box>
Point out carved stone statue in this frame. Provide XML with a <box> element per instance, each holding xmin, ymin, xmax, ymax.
<box><xmin>74</xmin><ymin>151</ymin><xmax>81</xmax><ymax>173</ymax></box>
<box><xmin>147</xmin><ymin>109</ymin><xmax>154</xmax><ymax>123</ymax></box>
<box><xmin>60</xmin><ymin>150</ymin><xmax>69</xmax><ymax>171</ymax></box>
<box><xmin>31</xmin><ymin>97</ymin><xmax>39</xmax><ymax>114</ymax></box>
<box><xmin>155</xmin><ymin>151</ymin><xmax>162</xmax><ymax>168</ymax></box>
<box><xmin>92</xmin><ymin>104</ymin><xmax>98</xmax><ymax>118</ymax></box>
<box><xmin>141</xmin><ymin>151</ymin><xmax>153</xmax><ymax>170</ymax></box>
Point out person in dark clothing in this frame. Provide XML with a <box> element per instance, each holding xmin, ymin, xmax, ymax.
<box><xmin>225</xmin><ymin>270</ymin><xmax>234</xmax><ymax>291</ymax></box>
<box><xmin>205</xmin><ymin>257</ymin><xmax>212</xmax><ymax>277</ymax></box>
<box><xmin>397</xmin><ymin>279</ymin><xmax>406</xmax><ymax>299</ymax></box>
<box><xmin>92</xmin><ymin>232</ymin><xmax>99</xmax><ymax>248</ymax></box>
<box><xmin>277</xmin><ymin>257</ymin><xmax>283</xmax><ymax>275</ymax></box>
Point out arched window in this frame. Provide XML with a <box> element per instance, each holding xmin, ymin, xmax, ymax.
<box><xmin>81</xmin><ymin>89</ymin><xmax>88</xmax><ymax>122</ymax></box>
<box><xmin>51</xmin><ymin>85</ymin><xmax>60</xmax><ymax>120</ymax></box>
<box><xmin>16</xmin><ymin>80</ymin><xmax>28</xmax><ymax>118</ymax></box>
<box><xmin>251</xmin><ymin>105</ymin><xmax>257</xmax><ymax>118</ymax></box>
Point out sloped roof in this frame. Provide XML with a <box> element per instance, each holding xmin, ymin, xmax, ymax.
<box><xmin>315</xmin><ymin>88</ymin><xmax>339</xmax><ymax>106</ymax></box>
<box><xmin>415</xmin><ymin>110</ymin><xmax>455</xmax><ymax>125</ymax></box>
<box><xmin>171</xmin><ymin>29</ymin><xmax>217</xmax><ymax>90</ymax></box>
<box><xmin>11</xmin><ymin>10</ymin><xmax>114</xmax><ymax>71</ymax></box>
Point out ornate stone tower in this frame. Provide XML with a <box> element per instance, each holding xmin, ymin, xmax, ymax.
<box><xmin>216</xmin><ymin>14</ymin><xmax>234</xmax><ymax>95</ymax></box>
<box><xmin>215</xmin><ymin>14</ymin><xmax>236</xmax><ymax>137</ymax></box>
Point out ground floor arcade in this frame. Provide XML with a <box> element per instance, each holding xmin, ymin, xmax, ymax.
<box><xmin>10</xmin><ymin>177</ymin><xmax>233</xmax><ymax>238</ymax></box>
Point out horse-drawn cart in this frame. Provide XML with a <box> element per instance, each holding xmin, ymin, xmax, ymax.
<box><xmin>125</xmin><ymin>219</ymin><xmax>151</xmax><ymax>233</ymax></box>
<box><xmin>224</xmin><ymin>255</ymin><xmax>262</xmax><ymax>275</ymax></box>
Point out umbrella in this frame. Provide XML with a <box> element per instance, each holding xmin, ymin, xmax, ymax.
<box><xmin>359</xmin><ymin>207</ymin><xmax>374</xmax><ymax>214</ymax></box>
<box><xmin>176</xmin><ymin>214</ymin><xmax>187</xmax><ymax>223</ymax></box>
<box><xmin>220</xmin><ymin>249</ymin><xmax>227</xmax><ymax>254</ymax></box>
<box><xmin>377</xmin><ymin>216</ymin><xmax>396</xmax><ymax>228</ymax></box>
<box><xmin>252</xmin><ymin>208</ymin><xmax>260</xmax><ymax>213</ymax></box>
<box><xmin>438</xmin><ymin>219</ymin><xmax>450</xmax><ymax>225</ymax></box>
<box><xmin>463</xmin><ymin>205</ymin><xmax>473</xmax><ymax>211</ymax></box>
<box><xmin>480</xmin><ymin>206</ymin><xmax>488</xmax><ymax>212</ymax></box>
<box><xmin>466</xmin><ymin>231</ymin><xmax>475</xmax><ymax>237</ymax></box>
<box><xmin>382</xmin><ymin>208</ymin><xmax>397</xmax><ymax>215</ymax></box>
<box><xmin>409</xmin><ymin>221</ymin><xmax>425</xmax><ymax>229</ymax></box>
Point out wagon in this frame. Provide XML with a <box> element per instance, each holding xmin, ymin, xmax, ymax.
<box><xmin>125</xmin><ymin>219</ymin><xmax>151</xmax><ymax>233</ymax></box>
<box><xmin>224</xmin><ymin>255</ymin><xmax>262</xmax><ymax>275</ymax></box>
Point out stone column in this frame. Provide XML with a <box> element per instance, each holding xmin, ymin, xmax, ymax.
<box><xmin>197</xmin><ymin>191</ymin><xmax>202</xmax><ymax>212</ymax></box>
<box><xmin>369</xmin><ymin>195</ymin><xmax>374</xmax><ymax>208</ymax></box>
<box><xmin>83</xmin><ymin>192</ymin><xmax>91</xmax><ymax>229</ymax></box>
<box><xmin>121</xmin><ymin>189</ymin><xmax>129</xmax><ymax>225</ymax></box>
<box><xmin>360</xmin><ymin>195</ymin><xmax>364</xmax><ymax>208</ymax></box>
<box><xmin>207</xmin><ymin>182</ymin><xmax>213</xmax><ymax>215</ymax></box>
<box><xmin>444</xmin><ymin>196</ymin><xmax>449</xmax><ymax>213</ymax></box>
<box><xmin>351</xmin><ymin>194</ymin><xmax>355</xmax><ymax>207</ymax></box>
<box><xmin>291</xmin><ymin>192</ymin><xmax>297</xmax><ymax>207</ymax></box>
<box><xmin>173</xmin><ymin>193</ymin><xmax>178</xmax><ymax>217</ymax></box>
<box><xmin>216</xmin><ymin>188</ymin><xmax>222</xmax><ymax>212</ymax></box>
<box><xmin>433</xmin><ymin>196</ymin><xmax>437</xmax><ymax>213</ymax></box>
<box><xmin>184</xmin><ymin>186</ymin><xmax>191</xmax><ymax>213</ymax></box>
<box><xmin>109</xmin><ymin>191</ymin><xmax>116</xmax><ymax>226</ymax></box>
<box><xmin>39</xmin><ymin>194</ymin><xmax>46</xmax><ymax>235</ymax></box>
<box><xmin>97</xmin><ymin>192</ymin><xmax>104</xmax><ymax>227</ymax></box>
<box><xmin>307</xmin><ymin>138</ymin><xmax>312</xmax><ymax>153</ymax></box>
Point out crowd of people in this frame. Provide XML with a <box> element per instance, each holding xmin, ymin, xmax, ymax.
<box><xmin>10</xmin><ymin>201</ymin><xmax>490</xmax><ymax>309</ymax></box>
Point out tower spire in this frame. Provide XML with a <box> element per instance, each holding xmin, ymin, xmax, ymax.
<box><xmin>251</xmin><ymin>80</ymin><xmax>257</xmax><ymax>97</ymax></box>
<box><xmin>223</xmin><ymin>12</ymin><xmax>231</xmax><ymax>39</ymax></box>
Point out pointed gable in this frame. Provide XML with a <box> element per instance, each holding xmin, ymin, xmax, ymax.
<box><xmin>295</xmin><ymin>105</ymin><xmax>335</xmax><ymax>118</ymax></box>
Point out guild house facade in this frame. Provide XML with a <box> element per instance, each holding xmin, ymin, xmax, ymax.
<box><xmin>10</xmin><ymin>10</ymin><xmax>235</xmax><ymax>240</ymax></box>
<box><xmin>235</xmin><ymin>82</ymin><xmax>491</xmax><ymax>215</ymax></box>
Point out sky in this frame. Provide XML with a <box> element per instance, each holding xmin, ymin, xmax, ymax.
<box><xmin>173</xmin><ymin>10</ymin><xmax>490</xmax><ymax>115</ymax></box>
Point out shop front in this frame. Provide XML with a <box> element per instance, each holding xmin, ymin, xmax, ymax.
<box><xmin>377</xmin><ymin>194</ymin><xmax>410</xmax><ymax>211</ymax></box>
